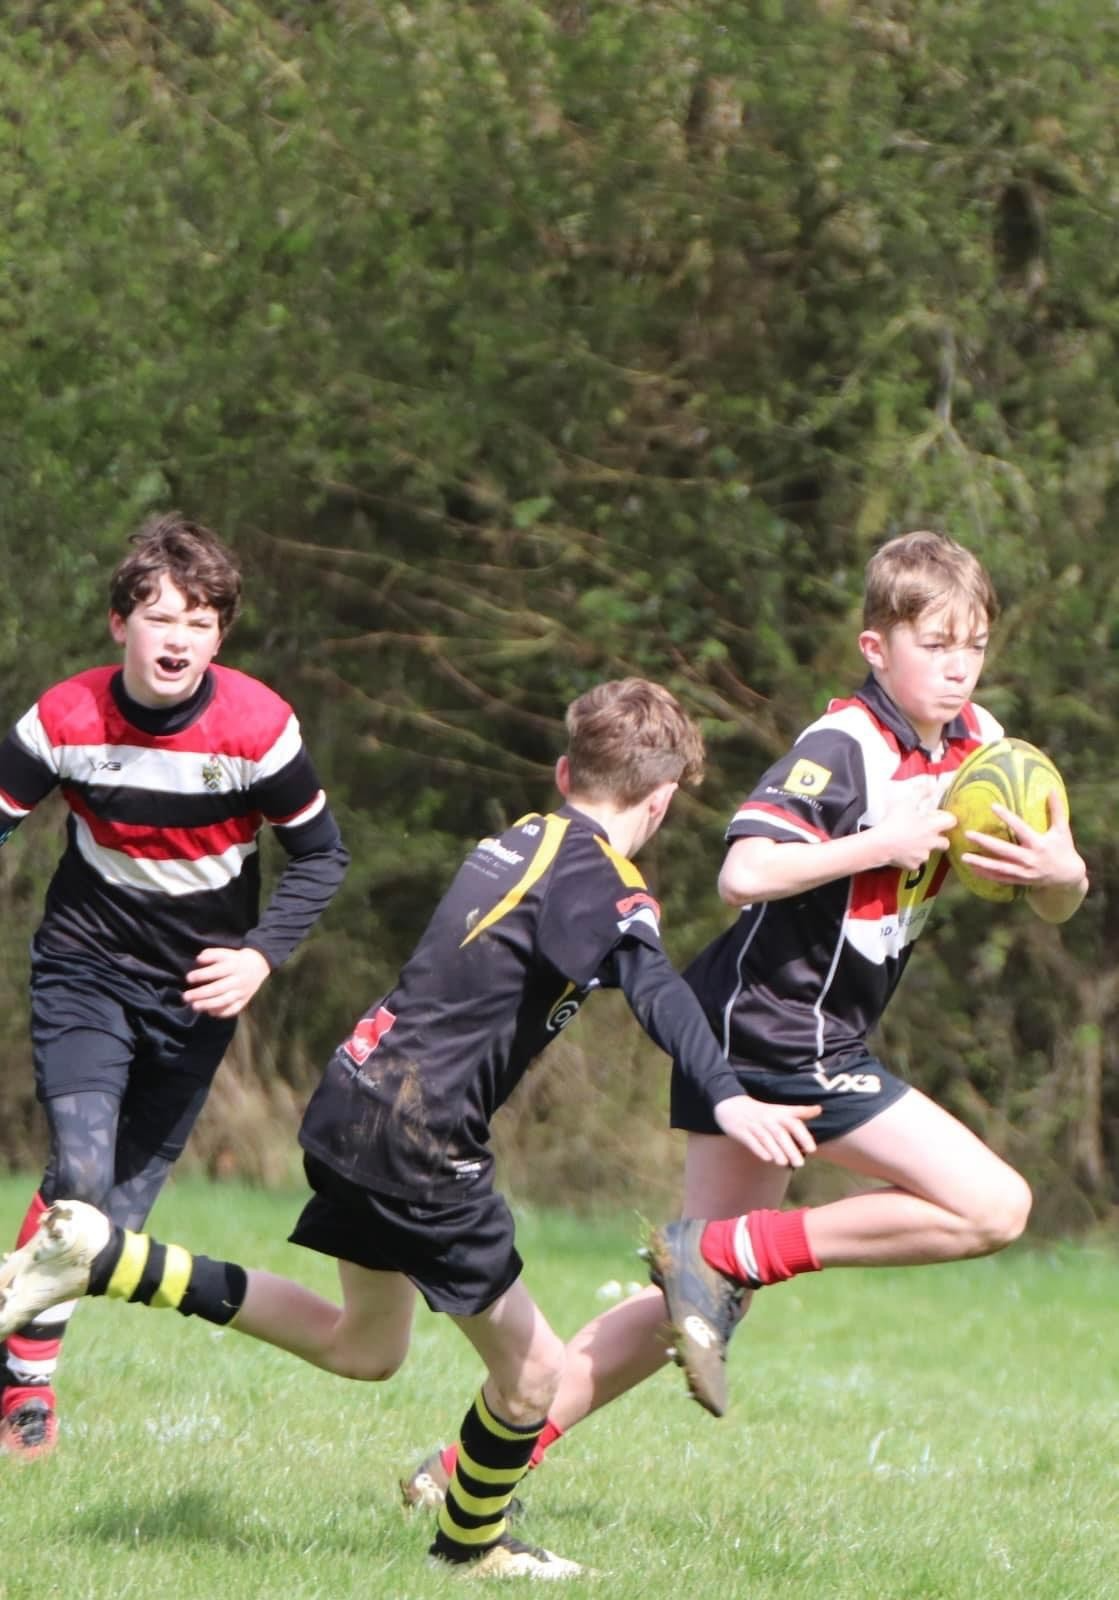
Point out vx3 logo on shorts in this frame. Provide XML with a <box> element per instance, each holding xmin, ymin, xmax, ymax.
<box><xmin>813</xmin><ymin>1064</ymin><xmax>881</xmax><ymax>1095</ymax></box>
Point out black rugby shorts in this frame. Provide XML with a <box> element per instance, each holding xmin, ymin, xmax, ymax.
<box><xmin>290</xmin><ymin>1154</ymin><xmax>524</xmax><ymax>1317</ymax></box>
<box><xmin>671</xmin><ymin>1047</ymin><xmax>910</xmax><ymax>1143</ymax></box>
<box><xmin>30</xmin><ymin>949</ymin><xmax>235</xmax><ymax>1158</ymax></box>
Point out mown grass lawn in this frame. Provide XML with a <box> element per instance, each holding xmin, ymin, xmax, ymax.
<box><xmin>0</xmin><ymin>1176</ymin><xmax>1115</xmax><ymax>1598</ymax></box>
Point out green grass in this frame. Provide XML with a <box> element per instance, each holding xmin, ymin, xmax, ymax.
<box><xmin>0</xmin><ymin>1176</ymin><xmax>1116</xmax><ymax>1597</ymax></box>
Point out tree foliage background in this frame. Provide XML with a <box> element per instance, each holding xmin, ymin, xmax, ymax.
<box><xmin>0</xmin><ymin>0</ymin><xmax>1115</xmax><ymax>1224</ymax></box>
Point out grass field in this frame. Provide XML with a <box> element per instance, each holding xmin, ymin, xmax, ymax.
<box><xmin>0</xmin><ymin>1176</ymin><xmax>1115</xmax><ymax>1598</ymax></box>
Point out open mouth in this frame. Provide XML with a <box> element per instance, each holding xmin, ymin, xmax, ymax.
<box><xmin>157</xmin><ymin>656</ymin><xmax>190</xmax><ymax>674</ymax></box>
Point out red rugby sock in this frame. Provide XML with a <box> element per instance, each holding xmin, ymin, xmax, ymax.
<box><xmin>14</xmin><ymin>1191</ymin><xmax>47</xmax><ymax>1248</ymax></box>
<box><xmin>701</xmin><ymin>1210</ymin><xmax>821</xmax><ymax>1287</ymax></box>
<box><xmin>699</xmin><ymin>1218</ymin><xmax>744</xmax><ymax>1280</ymax></box>
<box><xmin>3</xmin><ymin>1192</ymin><xmax>59</xmax><ymax>1417</ymax></box>
<box><xmin>746</xmin><ymin>1208</ymin><xmax>821</xmax><ymax>1285</ymax></box>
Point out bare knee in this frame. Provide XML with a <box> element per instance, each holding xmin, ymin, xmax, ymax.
<box><xmin>321</xmin><ymin>1339</ymin><xmax>409</xmax><ymax>1383</ymax></box>
<box><xmin>965</xmin><ymin>1170</ymin><xmax>1033</xmax><ymax>1255</ymax></box>
<box><xmin>328</xmin><ymin>1354</ymin><xmax>404</xmax><ymax>1383</ymax></box>
<box><xmin>488</xmin><ymin>1334</ymin><xmax>564</xmax><ymax>1426</ymax></box>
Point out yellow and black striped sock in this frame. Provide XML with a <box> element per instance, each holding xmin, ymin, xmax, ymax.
<box><xmin>87</xmin><ymin>1225</ymin><xmax>247</xmax><ymax>1326</ymax></box>
<box><xmin>430</xmin><ymin>1390</ymin><xmax>543</xmax><ymax>1563</ymax></box>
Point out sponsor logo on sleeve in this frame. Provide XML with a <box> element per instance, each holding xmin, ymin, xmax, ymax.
<box><xmin>615</xmin><ymin>890</ymin><xmax>661</xmax><ymax>937</ymax></box>
<box><xmin>781</xmin><ymin>758</ymin><xmax>832</xmax><ymax>798</ymax></box>
<box><xmin>343</xmin><ymin>1005</ymin><xmax>396</xmax><ymax>1066</ymax></box>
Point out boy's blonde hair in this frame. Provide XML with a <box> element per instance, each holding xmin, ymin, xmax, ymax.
<box><xmin>565</xmin><ymin>679</ymin><xmax>705</xmax><ymax>806</ymax></box>
<box><xmin>863</xmin><ymin>530</ymin><xmax>999</xmax><ymax>634</ymax></box>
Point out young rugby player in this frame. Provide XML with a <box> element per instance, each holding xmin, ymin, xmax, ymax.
<box><xmin>401</xmin><ymin>529</ymin><xmax>1089</xmax><ymax>1500</ymax></box>
<box><xmin>0</xmin><ymin>514</ymin><xmax>349</xmax><ymax>1456</ymax></box>
<box><xmin>0</xmin><ymin>678</ymin><xmax>817</xmax><ymax>1577</ymax></box>
<box><xmin>647</xmin><ymin>529</ymin><xmax>1085</xmax><ymax>1412</ymax></box>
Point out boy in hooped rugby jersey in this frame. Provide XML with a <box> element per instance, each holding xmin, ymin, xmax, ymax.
<box><xmin>645</xmin><ymin>529</ymin><xmax>1090</xmax><ymax>1412</ymax></box>
<box><xmin>0</xmin><ymin>679</ymin><xmax>817</xmax><ymax>1578</ymax></box>
<box><xmin>400</xmin><ymin>528</ymin><xmax>1090</xmax><ymax>1496</ymax></box>
<box><xmin>0</xmin><ymin>514</ymin><xmax>349</xmax><ymax>1455</ymax></box>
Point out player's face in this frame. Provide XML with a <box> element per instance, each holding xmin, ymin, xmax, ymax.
<box><xmin>109</xmin><ymin>572</ymin><xmax>223</xmax><ymax>708</ymax></box>
<box><xmin>860</xmin><ymin>600</ymin><xmax>989</xmax><ymax>746</ymax></box>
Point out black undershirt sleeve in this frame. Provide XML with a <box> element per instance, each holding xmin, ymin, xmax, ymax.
<box><xmin>242</xmin><ymin>805</ymin><xmax>350</xmax><ymax>970</ymax></box>
<box><xmin>0</xmin><ymin>726</ymin><xmax>59</xmax><ymax>843</ymax></box>
<box><xmin>604</xmin><ymin>937</ymin><xmax>743</xmax><ymax>1116</ymax></box>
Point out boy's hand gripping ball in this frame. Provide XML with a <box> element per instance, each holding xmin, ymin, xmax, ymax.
<box><xmin>944</xmin><ymin>738</ymin><xmax>1068</xmax><ymax>902</ymax></box>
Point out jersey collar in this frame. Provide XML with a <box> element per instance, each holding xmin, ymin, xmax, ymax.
<box><xmin>111</xmin><ymin>666</ymin><xmax>216</xmax><ymax>736</ymax></box>
<box><xmin>555</xmin><ymin>801</ymin><xmax>610</xmax><ymax>840</ymax></box>
<box><xmin>854</xmin><ymin>674</ymin><xmax>970</xmax><ymax>756</ymax></box>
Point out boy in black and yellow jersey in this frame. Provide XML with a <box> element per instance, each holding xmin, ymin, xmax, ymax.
<box><xmin>0</xmin><ymin>678</ymin><xmax>817</xmax><ymax>1580</ymax></box>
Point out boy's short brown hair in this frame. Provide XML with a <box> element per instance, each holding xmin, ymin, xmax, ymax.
<box><xmin>109</xmin><ymin>513</ymin><xmax>243</xmax><ymax>634</ymax></box>
<box><xmin>863</xmin><ymin>530</ymin><xmax>999</xmax><ymax>635</ymax></box>
<box><xmin>564</xmin><ymin>678</ymin><xmax>705</xmax><ymax>806</ymax></box>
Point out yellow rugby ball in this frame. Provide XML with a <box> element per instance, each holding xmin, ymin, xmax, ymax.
<box><xmin>944</xmin><ymin>738</ymin><xmax>1068</xmax><ymax>902</ymax></box>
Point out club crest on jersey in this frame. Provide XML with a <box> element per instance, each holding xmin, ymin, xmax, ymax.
<box><xmin>615</xmin><ymin>891</ymin><xmax>661</xmax><ymax>937</ymax></box>
<box><xmin>201</xmin><ymin>757</ymin><xmax>223</xmax><ymax>792</ymax></box>
<box><xmin>781</xmin><ymin>758</ymin><xmax>832</xmax><ymax>798</ymax></box>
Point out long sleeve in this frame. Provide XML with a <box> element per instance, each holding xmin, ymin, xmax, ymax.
<box><xmin>242</xmin><ymin>803</ymin><xmax>350</xmax><ymax>970</ymax></box>
<box><xmin>605</xmin><ymin>937</ymin><xmax>742</xmax><ymax>1115</ymax></box>
<box><xmin>0</xmin><ymin>709</ymin><xmax>61</xmax><ymax>844</ymax></box>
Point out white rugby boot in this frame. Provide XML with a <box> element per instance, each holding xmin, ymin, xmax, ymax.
<box><xmin>0</xmin><ymin>1201</ymin><xmax>111</xmax><ymax>1339</ymax></box>
<box><xmin>431</xmin><ymin>1533</ymin><xmax>584</xmax><ymax>1579</ymax></box>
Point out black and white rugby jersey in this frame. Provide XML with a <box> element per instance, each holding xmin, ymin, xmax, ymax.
<box><xmin>684</xmin><ymin>676</ymin><xmax>1003</xmax><ymax>1072</ymax></box>
<box><xmin>0</xmin><ymin>664</ymin><xmax>348</xmax><ymax>985</ymax></box>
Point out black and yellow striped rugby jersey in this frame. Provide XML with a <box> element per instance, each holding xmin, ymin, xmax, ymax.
<box><xmin>300</xmin><ymin>802</ymin><xmax>742</xmax><ymax>1200</ymax></box>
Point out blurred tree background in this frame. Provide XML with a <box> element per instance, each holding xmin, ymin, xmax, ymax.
<box><xmin>0</xmin><ymin>0</ymin><xmax>1115</xmax><ymax>1226</ymax></box>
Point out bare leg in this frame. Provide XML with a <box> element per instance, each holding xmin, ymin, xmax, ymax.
<box><xmin>453</xmin><ymin>1279</ymin><xmax>565</xmax><ymax>1426</ymax></box>
<box><xmin>432</xmin><ymin>1283</ymin><xmax>580</xmax><ymax>1573</ymax></box>
<box><xmin>232</xmin><ymin>1258</ymin><xmax>417</xmax><ymax>1381</ymax></box>
<box><xmin>807</xmin><ymin>1088</ymin><xmax>1032</xmax><ymax>1265</ymax></box>
<box><xmin>548</xmin><ymin>1137</ymin><xmax>790</xmax><ymax>1431</ymax></box>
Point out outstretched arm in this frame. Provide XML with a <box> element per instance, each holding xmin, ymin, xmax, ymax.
<box><xmin>608</xmin><ymin>939</ymin><xmax>819</xmax><ymax>1167</ymax></box>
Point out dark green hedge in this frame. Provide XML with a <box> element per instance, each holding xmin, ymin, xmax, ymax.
<box><xmin>0</xmin><ymin>2</ymin><xmax>1115</xmax><ymax>1216</ymax></box>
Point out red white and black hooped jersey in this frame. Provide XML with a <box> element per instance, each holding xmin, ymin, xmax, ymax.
<box><xmin>684</xmin><ymin>676</ymin><xmax>1004</xmax><ymax>1072</ymax></box>
<box><xmin>0</xmin><ymin>664</ymin><xmax>349</xmax><ymax>986</ymax></box>
<box><xmin>300</xmin><ymin>803</ymin><xmax>743</xmax><ymax>1201</ymax></box>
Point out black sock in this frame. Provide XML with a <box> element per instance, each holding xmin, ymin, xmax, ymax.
<box><xmin>430</xmin><ymin>1390</ymin><xmax>543</xmax><ymax>1562</ymax></box>
<box><xmin>88</xmin><ymin>1224</ymin><xmax>247</xmax><ymax>1326</ymax></box>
